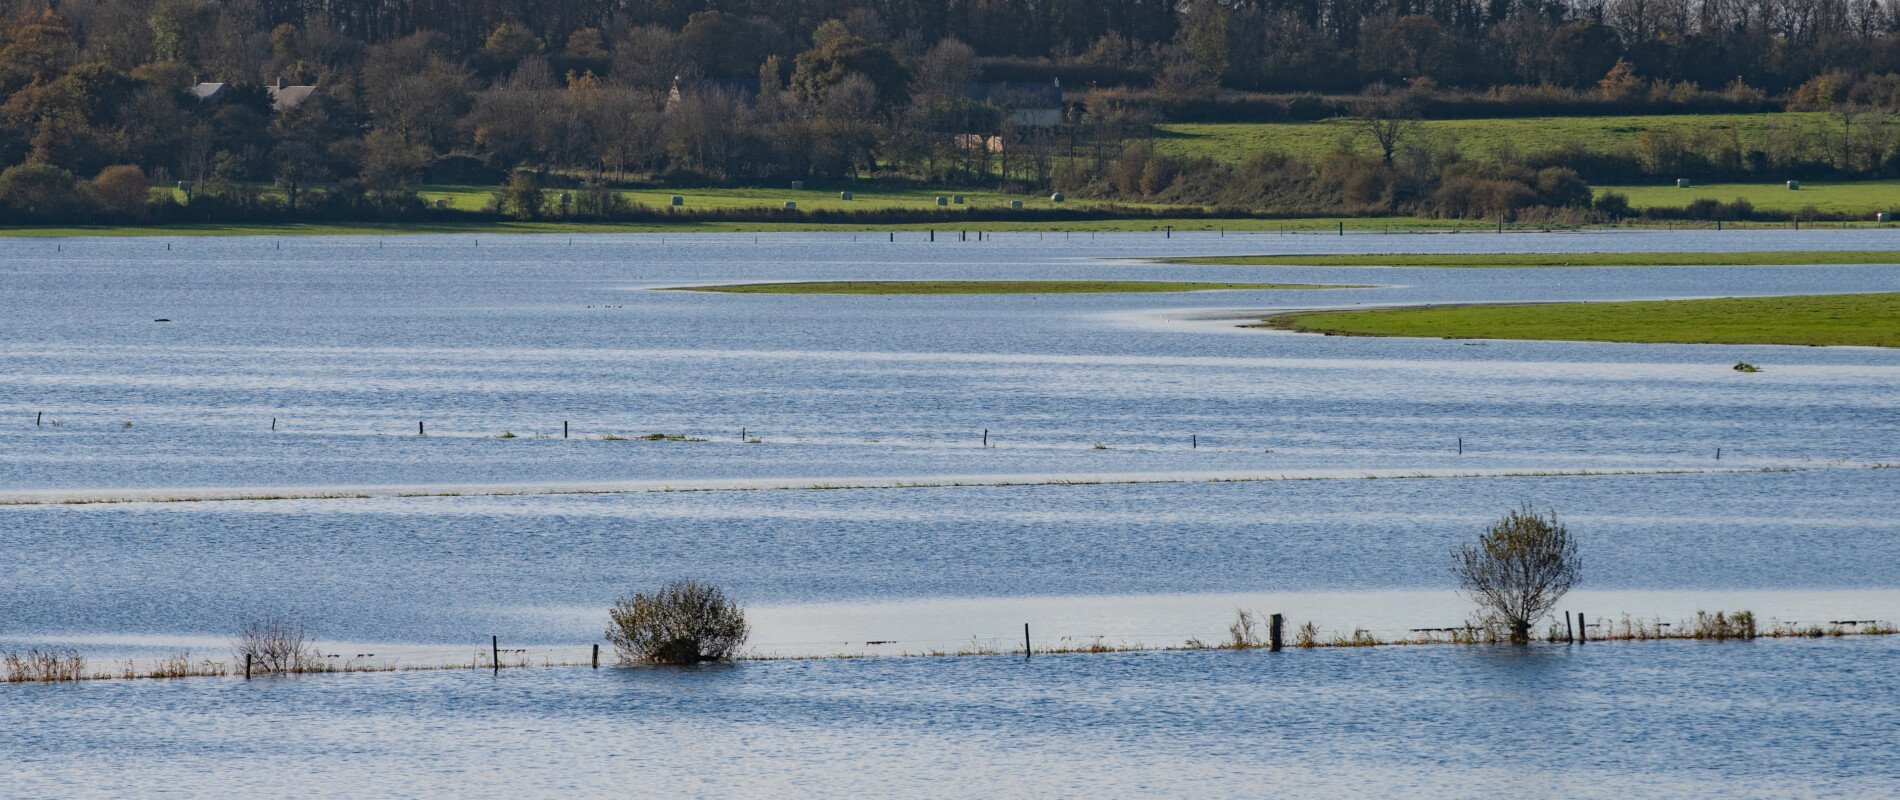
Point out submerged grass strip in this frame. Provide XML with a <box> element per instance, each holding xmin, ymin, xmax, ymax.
<box><xmin>9</xmin><ymin>613</ymin><xmax>1892</xmax><ymax>683</ymax></box>
<box><xmin>1259</xmin><ymin>292</ymin><xmax>1900</xmax><ymax>348</ymax></box>
<box><xmin>0</xmin><ymin>465</ymin><xmax>1846</xmax><ymax>508</ymax></box>
<box><xmin>668</xmin><ymin>280</ymin><xmax>1355</xmax><ymax>295</ymax></box>
<box><xmin>1169</xmin><ymin>250</ymin><xmax>1900</xmax><ymax>268</ymax></box>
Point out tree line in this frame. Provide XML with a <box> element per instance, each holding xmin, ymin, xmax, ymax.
<box><xmin>5</xmin><ymin>0</ymin><xmax>1900</xmax><ymax>225</ymax></box>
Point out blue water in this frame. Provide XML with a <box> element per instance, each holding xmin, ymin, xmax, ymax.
<box><xmin>5</xmin><ymin>638</ymin><xmax>1894</xmax><ymax>798</ymax></box>
<box><xmin>2</xmin><ymin>231</ymin><xmax>1897</xmax><ymax>797</ymax></box>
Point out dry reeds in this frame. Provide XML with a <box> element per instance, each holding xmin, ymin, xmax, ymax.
<box><xmin>3</xmin><ymin>648</ymin><xmax>86</xmax><ymax>682</ymax></box>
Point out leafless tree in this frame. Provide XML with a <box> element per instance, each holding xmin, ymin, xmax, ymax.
<box><xmin>1353</xmin><ymin>93</ymin><xmax>1422</xmax><ymax>165</ymax></box>
<box><xmin>233</xmin><ymin>612</ymin><xmax>319</xmax><ymax>674</ymax></box>
<box><xmin>1453</xmin><ymin>503</ymin><xmax>1582</xmax><ymax>643</ymax></box>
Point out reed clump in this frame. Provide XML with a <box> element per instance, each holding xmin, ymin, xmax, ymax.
<box><xmin>3</xmin><ymin>648</ymin><xmax>86</xmax><ymax>682</ymax></box>
<box><xmin>1225</xmin><ymin>608</ymin><xmax>1269</xmax><ymax>649</ymax></box>
<box><xmin>132</xmin><ymin>650</ymin><xmax>228</xmax><ymax>679</ymax></box>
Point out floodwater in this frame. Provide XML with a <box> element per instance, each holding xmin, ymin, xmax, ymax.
<box><xmin>2</xmin><ymin>230</ymin><xmax>1897</xmax><ymax>797</ymax></box>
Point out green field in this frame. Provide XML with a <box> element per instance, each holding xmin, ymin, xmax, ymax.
<box><xmin>413</xmin><ymin>183</ymin><xmax>1112</xmax><ymax>213</ymax></box>
<box><xmin>669</xmin><ymin>280</ymin><xmax>1351</xmax><ymax>295</ymax></box>
<box><xmin>1169</xmin><ymin>251</ymin><xmax>1900</xmax><ymax>268</ymax></box>
<box><xmin>1259</xmin><ymin>292</ymin><xmax>1900</xmax><ymax>348</ymax></box>
<box><xmin>1157</xmin><ymin>112</ymin><xmax>1842</xmax><ymax>163</ymax></box>
<box><xmin>1595</xmin><ymin>180</ymin><xmax>1900</xmax><ymax>214</ymax></box>
<box><xmin>0</xmin><ymin>215</ymin><xmax>1513</xmax><ymax>238</ymax></box>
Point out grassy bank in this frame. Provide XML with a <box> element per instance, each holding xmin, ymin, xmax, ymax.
<box><xmin>1170</xmin><ymin>251</ymin><xmax>1900</xmax><ymax>268</ymax></box>
<box><xmin>8</xmin><ymin>612</ymin><xmax>1892</xmax><ymax>683</ymax></box>
<box><xmin>413</xmin><ymin>183</ymin><xmax>1121</xmax><ymax>213</ymax></box>
<box><xmin>669</xmin><ymin>280</ymin><xmax>1351</xmax><ymax>295</ymax></box>
<box><xmin>1259</xmin><ymin>292</ymin><xmax>1900</xmax><ymax>348</ymax></box>
<box><xmin>1158</xmin><ymin>112</ymin><xmax>1841</xmax><ymax>163</ymax></box>
<box><xmin>1596</xmin><ymin>180</ymin><xmax>1900</xmax><ymax>214</ymax></box>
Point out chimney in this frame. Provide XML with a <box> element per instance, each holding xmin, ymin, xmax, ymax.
<box><xmin>276</xmin><ymin>76</ymin><xmax>288</xmax><ymax>90</ymax></box>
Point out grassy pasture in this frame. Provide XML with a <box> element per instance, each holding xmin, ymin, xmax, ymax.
<box><xmin>1259</xmin><ymin>292</ymin><xmax>1900</xmax><ymax>348</ymax></box>
<box><xmin>411</xmin><ymin>183</ymin><xmax>1109</xmax><ymax>213</ymax></box>
<box><xmin>1595</xmin><ymin>180</ymin><xmax>1900</xmax><ymax>214</ymax></box>
<box><xmin>1155</xmin><ymin>112</ymin><xmax>1843</xmax><ymax>163</ymax></box>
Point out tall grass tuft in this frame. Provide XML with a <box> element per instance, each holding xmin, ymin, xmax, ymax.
<box><xmin>1295</xmin><ymin>621</ymin><xmax>1320</xmax><ymax>648</ymax></box>
<box><xmin>1689</xmin><ymin>610</ymin><xmax>1757</xmax><ymax>640</ymax></box>
<box><xmin>1226</xmin><ymin>608</ymin><xmax>1269</xmax><ymax>649</ymax></box>
<box><xmin>3</xmin><ymin>648</ymin><xmax>87</xmax><ymax>682</ymax></box>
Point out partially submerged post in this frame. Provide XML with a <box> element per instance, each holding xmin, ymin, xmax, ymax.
<box><xmin>492</xmin><ymin>635</ymin><xmax>499</xmax><ymax>673</ymax></box>
<box><xmin>1269</xmin><ymin>614</ymin><xmax>1284</xmax><ymax>651</ymax></box>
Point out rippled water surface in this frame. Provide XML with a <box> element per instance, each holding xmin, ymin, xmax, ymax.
<box><xmin>2</xmin><ymin>231</ymin><xmax>1896</xmax><ymax>797</ymax></box>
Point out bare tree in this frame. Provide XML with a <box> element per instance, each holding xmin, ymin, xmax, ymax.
<box><xmin>1452</xmin><ymin>503</ymin><xmax>1581</xmax><ymax>643</ymax></box>
<box><xmin>233</xmin><ymin>612</ymin><xmax>318</xmax><ymax>674</ymax></box>
<box><xmin>606</xmin><ymin>580</ymin><xmax>749</xmax><ymax>665</ymax></box>
<box><xmin>1353</xmin><ymin>94</ymin><xmax>1422</xmax><ymax>165</ymax></box>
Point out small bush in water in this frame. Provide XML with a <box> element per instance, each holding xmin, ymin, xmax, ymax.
<box><xmin>606</xmin><ymin>580</ymin><xmax>749</xmax><ymax>665</ymax></box>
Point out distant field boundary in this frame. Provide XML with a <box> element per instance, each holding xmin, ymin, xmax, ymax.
<box><xmin>1169</xmin><ymin>251</ymin><xmax>1900</xmax><ymax>268</ymax></box>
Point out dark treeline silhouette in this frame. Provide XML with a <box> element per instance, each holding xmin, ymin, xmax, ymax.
<box><xmin>5</xmin><ymin>0</ymin><xmax>1900</xmax><ymax>225</ymax></box>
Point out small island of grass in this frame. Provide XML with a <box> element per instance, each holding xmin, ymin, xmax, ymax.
<box><xmin>1169</xmin><ymin>251</ymin><xmax>1900</xmax><ymax>268</ymax></box>
<box><xmin>1258</xmin><ymin>292</ymin><xmax>1899</xmax><ymax>348</ymax></box>
<box><xmin>667</xmin><ymin>280</ymin><xmax>1357</xmax><ymax>295</ymax></box>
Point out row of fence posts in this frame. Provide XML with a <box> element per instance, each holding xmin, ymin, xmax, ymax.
<box><xmin>31</xmin><ymin>417</ymin><xmax>1732</xmax><ymax>460</ymax></box>
<box><xmin>1565</xmin><ymin>611</ymin><xmax>1589</xmax><ymax>643</ymax></box>
<box><xmin>239</xmin><ymin>610</ymin><xmax>1635</xmax><ymax>679</ymax></box>
<box><xmin>50</xmin><ymin>216</ymin><xmax>1875</xmax><ymax>256</ymax></box>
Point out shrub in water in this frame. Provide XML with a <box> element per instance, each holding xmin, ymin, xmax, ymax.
<box><xmin>1452</xmin><ymin>502</ymin><xmax>1582</xmax><ymax>643</ymax></box>
<box><xmin>606</xmin><ymin>580</ymin><xmax>748</xmax><ymax>665</ymax></box>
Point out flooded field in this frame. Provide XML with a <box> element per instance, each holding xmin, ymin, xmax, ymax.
<box><xmin>2</xmin><ymin>230</ymin><xmax>1896</xmax><ymax>796</ymax></box>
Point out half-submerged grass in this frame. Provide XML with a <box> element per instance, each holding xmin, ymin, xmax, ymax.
<box><xmin>3</xmin><ymin>648</ymin><xmax>86</xmax><ymax>682</ymax></box>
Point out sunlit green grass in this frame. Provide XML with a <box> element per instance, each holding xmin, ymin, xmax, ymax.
<box><xmin>1169</xmin><ymin>251</ymin><xmax>1900</xmax><ymax>268</ymax></box>
<box><xmin>1260</xmin><ymin>292</ymin><xmax>1900</xmax><ymax>347</ymax></box>
<box><xmin>669</xmin><ymin>280</ymin><xmax>1354</xmax><ymax>295</ymax></box>
<box><xmin>413</xmin><ymin>183</ymin><xmax>1113</xmax><ymax>212</ymax></box>
<box><xmin>1157</xmin><ymin>112</ymin><xmax>1843</xmax><ymax>163</ymax></box>
<box><xmin>1594</xmin><ymin>180</ymin><xmax>1900</xmax><ymax>214</ymax></box>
